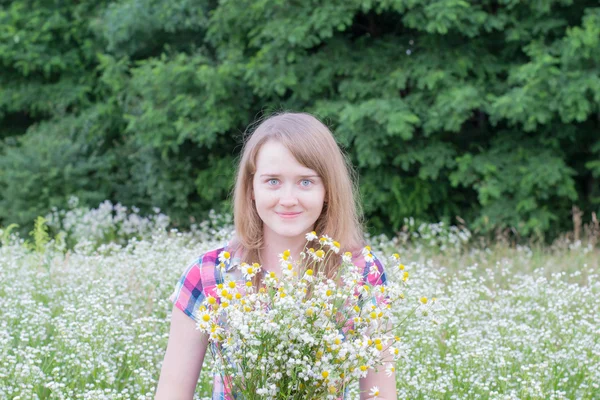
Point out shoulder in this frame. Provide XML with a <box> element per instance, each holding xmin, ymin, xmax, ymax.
<box><xmin>172</xmin><ymin>245</ymin><xmax>230</xmax><ymax>293</ymax></box>
<box><xmin>169</xmin><ymin>245</ymin><xmax>228</xmax><ymax>321</ymax></box>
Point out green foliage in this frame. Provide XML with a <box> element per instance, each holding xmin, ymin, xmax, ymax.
<box><xmin>0</xmin><ymin>223</ymin><xmax>19</xmax><ymax>247</ymax></box>
<box><xmin>1</xmin><ymin>0</ymin><xmax>599</xmax><ymax>240</ymax></box>
<box><xmin>26</xmin><ymin>216</ymin><xmax>50</xmax><ymax>254</ymax></box>
<box><xmin>0</xmin><ymin>112</ymin><xmax>114</xmax><ymax>237</ymax></box>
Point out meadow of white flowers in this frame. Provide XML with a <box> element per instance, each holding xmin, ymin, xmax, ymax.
<box><xmin>1</xmin><ymin>200</ymin><xmax>598</xmax><ymax>399</ymax></box>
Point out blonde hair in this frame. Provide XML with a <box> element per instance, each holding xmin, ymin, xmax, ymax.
<box><xmin>230</xmin><ymin>112</ymin><xmax>365</xmax><ymax>281</ymax></box>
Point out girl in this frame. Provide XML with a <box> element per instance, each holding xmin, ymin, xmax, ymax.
<box><xmin>155</xmin><ymin>112</ymin><xmax>398</xmax><ymax>400</ymax></box>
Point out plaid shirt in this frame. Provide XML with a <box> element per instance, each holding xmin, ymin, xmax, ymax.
<box><xmin>169</xmin><ymin>243</ymin><xmax>388</xmax><ymax>400</ymax></box>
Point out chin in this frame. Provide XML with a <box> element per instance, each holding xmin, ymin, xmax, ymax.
<box><xmin>271</xmin><ymin>223</ymin><xmax>313</xmax><ymax>238</ymax></box>
<box><xmin>274</xmin><ymin>228</ymin><xmax>307</xmax><ymax>238</ymax></box>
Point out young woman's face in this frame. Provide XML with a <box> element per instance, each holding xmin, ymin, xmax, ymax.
<box><xmin>252</xmin><ymin>140</ymin><xmax>326</xmax><ymax>242</ymax></box>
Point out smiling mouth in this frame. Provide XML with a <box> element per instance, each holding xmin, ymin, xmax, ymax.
<box><xmin>277</xmin><ymin>212</ymin><xmax>302</xmax><ymax>218</ymax></box>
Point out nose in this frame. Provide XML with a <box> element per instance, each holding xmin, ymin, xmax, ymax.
<box><xmin>279</xmin><ymin>185</ymin><xmax>298</xmax><ymax>206</ymax></box>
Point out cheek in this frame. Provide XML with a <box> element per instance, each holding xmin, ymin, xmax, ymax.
<box><xmin>305</xmin><ymin>190</ymin><xmax>326</xmax><ymax>210</ymax></box>
<box><xmin>254</xmin><ymin>189</ymin><xmax>276</xmax><ymax>207</ymax></box>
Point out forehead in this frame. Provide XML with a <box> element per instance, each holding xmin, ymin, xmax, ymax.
<box><xmin>255</xmin><ymin>140</ymin><xmax>317</xmax><ymax>175</ymax></box>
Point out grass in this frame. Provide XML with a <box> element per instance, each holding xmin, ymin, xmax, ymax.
<box><xmin>0</xmin><ymin>205</ymin><xmax>598</xmax><ymax>399</ymax></box>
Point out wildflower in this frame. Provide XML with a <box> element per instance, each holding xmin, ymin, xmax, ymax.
<box><xmin>321</xmin><ymin>370</ymin><xmax>329</xmax><ymax>379</ymax></box>
<box><xmin>241</xmin><ymin>263</ymin><xmax>260</xmax><ymax>279</ymax></box>
<box><xmin>369</xmin><ymin>264</ymin><xmax>381</xmax><ymax>277</ymax></box>
<box><xmin>280</xmin><ymin>249</ymin><xmax>291</xmax><ymax>262</ymax></box>
<box><xmin>209</xmin><ymin>323</ymin><xmax>224</xmax><ymax>340</ymax></box>
<box><xmin>199</xmin><ymin>311</ymin><xmax>211</xmax><ymax>323</ymax></box>
<box><xmin>218</xmin><ymin>251</ymin><xmax>231</xmax><ymax>264</ymax></box>
<box><xmin>385</xmin><ymin>364</ymin><xmax>395</xmax><ymax>377</ymax></box>
<box><xmin>330</xmin><ymin>241</ymin><xmax>341</xmax><ymax>254</ymax></box>
<box><xmin>305</xmin><ymin>231</ymin><xmax>318</xmax><ymax>241</ymax></box>
<box><xmin>369</xmin><ymin>386</ymin><xmax>380</xmax><ymax>398</ymax></box>
<box><xmin>314</xmin><ymin>249</ymin><xmax>325</xmax><ymax>260</ymax></box>
<box><xmin>420</xmin><ymin>297</ymin><xmax>428</xmax><ymax>304</ymax></box>
<box><xmin>391</xmin><ymin>253</ymin><xmax>400</xmax><ymax>260</ymax></box>
<box><xmin>342</xmin><ymin>251</ymin><xmax>353</xmax><ymax>263</ymax></box>
<box><xmin>320</xmin><ymin>234</ymin><xmax>333</xmax><ymax>246</ymax></box>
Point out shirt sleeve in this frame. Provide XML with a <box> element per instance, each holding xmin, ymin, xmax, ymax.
<box><xmin>363</xmin><ymin>252</ymin><xmax>389</xmax><ymax>309</ymax></box>
<box><xmin>169</xmin><ymin>256</ymin><xmax>206</xmax><ymax>323</ymax></box>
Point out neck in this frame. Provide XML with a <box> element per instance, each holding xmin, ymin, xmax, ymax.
<box><xmin>260</xmin><ymin>230</ymin><xmax>307</xmax><ymax>271</ymax></box>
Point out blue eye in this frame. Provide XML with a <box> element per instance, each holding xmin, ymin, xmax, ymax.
<box><xmin>300</xmin><ymin>179</ymin><xmax>313</xmax><ymax>187</ymax></box>
<box><xmin>267</xmin><ymin>179</ymin><xmax>279</xmax><ymax>185</ymax></box>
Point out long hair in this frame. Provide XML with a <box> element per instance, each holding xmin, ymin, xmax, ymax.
<box><xmin>230</xmin><ymin>112</ymin><xmax>365</xmax><ymax>285</ymax></box>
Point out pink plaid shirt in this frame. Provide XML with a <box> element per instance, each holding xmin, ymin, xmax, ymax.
<box><xmin>169</xmin><ymin>243</ymin><xmax>387</xmax><ymax>400</ymax></box>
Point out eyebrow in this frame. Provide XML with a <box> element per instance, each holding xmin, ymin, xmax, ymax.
<box><xmin>259</xmin><ymin>174</ymin><xmax>320</xmax><ymax>179</ymax></box>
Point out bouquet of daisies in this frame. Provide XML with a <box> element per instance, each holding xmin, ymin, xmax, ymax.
<box><xmin>196</xmin><ymin>232</ymin><xmax>433</xmax><ymax>399</ymax></box>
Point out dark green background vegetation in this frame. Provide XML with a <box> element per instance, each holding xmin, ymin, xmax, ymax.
<box><xmin>1</xmin><ymin>0</ymin><xmax>599</xmax><ymax>240</ymax></box>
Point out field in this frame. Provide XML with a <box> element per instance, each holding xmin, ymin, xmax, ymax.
<box><xmin>1</xmin><ymin>202</ymin><xmax>598</xmax><ymax>399</ymax></box>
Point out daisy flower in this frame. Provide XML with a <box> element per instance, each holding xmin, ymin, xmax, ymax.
<box><xmin>198</xmin><ymin>310</ymin><xmax>212</xmax><ymax>324</ymax></box>
<box><xmin>218</xmin><ymin>250</ymin><xmax>231</xmax><ymax>265</ymax></box>
<box><xmin>369</xmin><ymin>264</ymin><xmax>381</xmax><ymax>277</ymax></box>
<box><xmin>369</xmin><ymin>386</ymin><xmax>380</xmax><ymax>398</ymax></box>
<box><xmin>305</xmin><ymin>231</ymin><xmax>318</xmax><ymax>241</ymax></box>
<box><xmin>241</xmin><ymin>262</ymin><xmax>261</xmax><ymax>279</ymax></box>
<box><xmin>342</xmin><ymin>251</ymin><xmax>353</xmax><ymax>263</ymax></box>
<box><xmin>319</xmin><ymin>234</ymin><xmax>333</xmax><ymax>247</ymax></box>
<box><xmin>217</xmin><ymin>262</ymin><xmax>226</xmax><ymax>273</ymax></box>
<box><xmin>361</xmin><ymin>245</ymin><xmax>371</xmax><ymax>257</ymax></box>
<box><xmin>279</xmin><ymin>249</ymin><xmax>291</xmax><ymax>262</ymax></box>
<box><xmin>385</xmin><ymin>363</ymin><xmax>396</xmax><ymax>377</ymax></box>
<box><xmin>313</xmin><ymin>249</ymin><xmax>326</xmax><ymax>261</ymax></box>
<box><xmin>329</xmin><ymin>240</ymin><xmax>341</xmax><ymax>254</ymax></box>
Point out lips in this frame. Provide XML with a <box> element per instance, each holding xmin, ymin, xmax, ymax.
<box><xmin>277</xmin><ymin>212</ymin><xmax>302</xmax><ymax>218</ymax></box>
